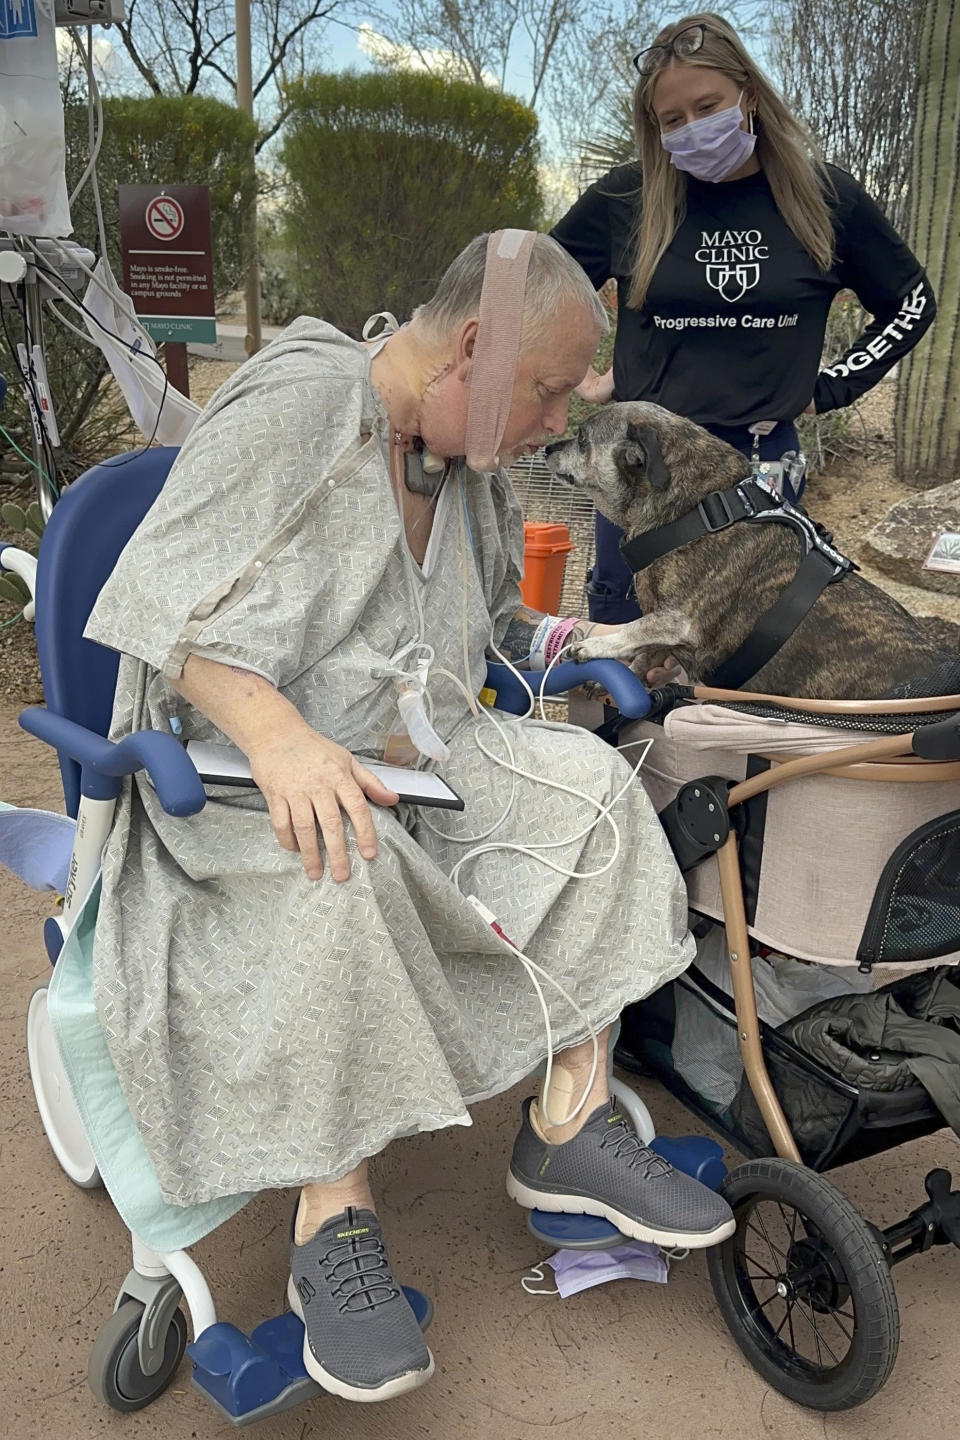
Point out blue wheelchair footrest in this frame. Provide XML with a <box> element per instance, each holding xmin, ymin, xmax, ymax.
<box><xmin>527</xmin><ymin>1135</ymin><xmax>728</xmax><ymax>1250</ymax></box>
<box><xmin>650</xmin><ymin>1134</ymin><xmax>727</xmax><ymax>1193</ymax></box>
<box><xmin>188</xmin><ymin>1286</ymin><xmax>432</xmax><ymax>1425</ymax></box>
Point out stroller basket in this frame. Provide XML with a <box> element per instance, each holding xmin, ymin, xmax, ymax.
<box><xmin>619</xmin><ymin>956</ymin><xmax>944</xmax><ymax>1173</ymax></box>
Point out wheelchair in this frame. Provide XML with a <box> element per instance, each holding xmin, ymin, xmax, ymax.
<box><xmin>5</xmin><ymin>447</ymin><xmax>960</xmax><ymax>1419</ymax></box>
<box><xmin>0</xmin><ymin>447</ymin><xmax>676</xmax><ymax>1424</ymax></box>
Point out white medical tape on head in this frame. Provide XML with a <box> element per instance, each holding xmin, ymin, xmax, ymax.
<box><xmin>464</xmin><ymin>229</ymin><xmax>536</xmax><ymax>473</ymax></box>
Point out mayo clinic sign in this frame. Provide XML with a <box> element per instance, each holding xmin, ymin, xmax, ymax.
<box><xmin>119</xmin><ymin>184</ymin><xmax>216</xmax><ymax>345</ymax></box>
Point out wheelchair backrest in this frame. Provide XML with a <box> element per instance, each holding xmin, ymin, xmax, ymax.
<box><xmin>35</xmin><ymin>448</ymin><xmax>178</xmax><ymax>817</ymax></box>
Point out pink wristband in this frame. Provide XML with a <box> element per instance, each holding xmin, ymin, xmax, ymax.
<box><xmin>544</xmin><ymin>616</ymin><xmax>581</xmax><ymax>668</ymax></box>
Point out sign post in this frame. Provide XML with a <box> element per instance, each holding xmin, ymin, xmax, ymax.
<box><xmin>118</xmin><ymin>185</ymin><xmax>216</xmax><ymax>398</ymax></box>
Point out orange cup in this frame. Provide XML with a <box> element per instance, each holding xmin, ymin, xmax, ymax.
<box><xmin>519</xmin><ymin>521</ymin><xmax>574</xmax><ymax>612</ymax></box>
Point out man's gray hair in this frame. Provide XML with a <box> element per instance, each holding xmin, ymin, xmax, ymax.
<box><xmin>414</xmin><ymin>232</ymin><xmax>609</xmax><ymax>346</ymax></box>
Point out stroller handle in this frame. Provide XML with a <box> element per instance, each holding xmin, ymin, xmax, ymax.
<box><xmin>19</xmin><ymin>707</ymin><xmax>207</xmax><ymax>816</ymax></box>
<box><xmin>912</xmin><ymin>715</ymin><xmax>960</xmax><ymax>762</ymax></box>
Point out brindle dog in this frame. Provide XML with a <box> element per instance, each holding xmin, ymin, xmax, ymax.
<box><xmin>545</xmin><ymin>402</ymin><xmax>956</xmax><ymax>700</ymax></box>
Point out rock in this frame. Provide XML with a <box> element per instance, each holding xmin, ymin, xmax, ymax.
<box><xmin>862</xmin><ymin>480</ymin><xmax>960</xmax><ymax>596</ymax></box>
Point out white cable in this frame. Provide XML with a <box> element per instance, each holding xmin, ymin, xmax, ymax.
<box><xmin>393</xmin><ymin>451</ymin><xmax>652</xmax><ymax>1130</ymax></box>
<box><xmin>26</xmin><ymin>233</ymin><xmax>140</xmax><ymax>329</ymax></box>
<box><xmin>434</xmin><ymin>667</ymin><xmax>652</xmax><ymax>1126</ymax></box>
<box><xmin>68</xmin><ymin>28</ymin><xmax>104</xmax><ymax>210</ymax></box>
<box><xmin>33</xmin><ymin>267</ymin><xmax>166</xmax><ymax>380</ymax></box>
<box><xmin>445</xmin><ymin>705</ymin><xmax>651</xmax><ymax>882</ymax></box>
<box><xmin>43</xmin><ymin>296</ymin><xmax>109</xmax><ymax>348</ymax></box>
<box><xmin>83</xmin><ymin>36</ymin><xmax>110</xmax><ymax>271</ymax></box>
<box><xmin>466</xmin><ymin>893</ymin><xmax>601</xmax><ymax>1130</ymax></box>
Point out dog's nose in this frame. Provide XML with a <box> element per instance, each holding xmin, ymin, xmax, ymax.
<box><xmin>544</xmin><ymin>440</ymin><xmax>568</xmax><ymax>457</ymax></box>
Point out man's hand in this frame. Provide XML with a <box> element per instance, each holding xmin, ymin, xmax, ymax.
<box><xmin>248</xmin><ymin>728</ymin><xmax>399</xmax><ymax>883</ymax></box>
<box><xmin>171</xmin><ymin>654</ymin><xmax>399</xmax><ymax>883</ymax></box>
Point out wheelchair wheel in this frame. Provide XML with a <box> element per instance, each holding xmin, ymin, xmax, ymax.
<box><xmin>707</xmin><ymin>1158</ymin><xmax>899</xmax><ymax>1411</ymax></box>
<box><xmin>88</xmin><ymin>1300</ymin><xmax>188</xmax><ymax>1412</ymax></box>
<box><xmin>26</xmin><ymin>981</ymin><xmax>102</xmax><ymax>1189</ymax></box>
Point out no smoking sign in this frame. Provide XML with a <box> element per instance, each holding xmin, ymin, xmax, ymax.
<box><xmin>145</xmin><ymin>194</ymin><xmax>185</xmax><ymax>242</ymax></box>
<box><xmin>119</xmin><ymin>183</ymin><xmax>215</xmax><ymax>345</ymax></box>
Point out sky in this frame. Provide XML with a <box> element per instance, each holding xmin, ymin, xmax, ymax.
<box><xmin>324</xmin><ymin>9</ymin><xmax>557</xmax><ymax>99</ymax></box>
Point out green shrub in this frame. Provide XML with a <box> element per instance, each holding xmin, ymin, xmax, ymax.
<box><xmin>68</xmin><ymin>94</ymin><xmax>258</xmax><ymax>303</ymax></box>
<box><xmin>280</xmin><ymin>70</ymin><xmax>544</xmax><ymax>337</ymax></box>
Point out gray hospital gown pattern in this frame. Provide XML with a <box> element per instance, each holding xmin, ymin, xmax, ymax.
<box><xmin>85</xmin><ymin>318</ymin><xmax>694</xmax><ymax>1207</ymax></box>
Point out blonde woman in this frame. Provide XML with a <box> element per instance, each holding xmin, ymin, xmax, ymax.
<box><xmin>552</xmin><ymin>12</ymin><xmax>936</xmax><ymax>623</ymax></box>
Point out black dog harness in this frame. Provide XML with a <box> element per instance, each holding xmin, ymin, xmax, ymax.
<box><xmin>619</xmin><ymin>477</ymin><xmax>857</xmax><ymax>690</ymax></box>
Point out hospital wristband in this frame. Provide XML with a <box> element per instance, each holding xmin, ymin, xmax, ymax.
<box><xmin>527</xmin><ymin>614</ymin><xmax>581</xmax><ymax>671</ymax></box>
<box><xmin>543</xmin><ymin>617</ymin><xmax>582</xmax><ymax>668</ymax></box>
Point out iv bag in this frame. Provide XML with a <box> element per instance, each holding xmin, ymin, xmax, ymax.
<box><xmin>0</xmin><ymin>1</ymin><xmax>72</xmax><ymax>237</ymax></box>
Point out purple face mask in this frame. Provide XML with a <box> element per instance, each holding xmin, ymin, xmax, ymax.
<box><xmin>660</xmin><ymin>92</ymin><xmax>756</xmax><ymax>183</ymax></box>
<box><xmin>519</xmin><ymin>1242</ymin><xmax>669</xmax><ymax>1298</ymax></box>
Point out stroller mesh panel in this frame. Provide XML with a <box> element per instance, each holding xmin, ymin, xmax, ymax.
<box><xmin>859</xmin><ymin>811</ymin><xmax>960</xmax><ymax>965</ymax></box>
<box><xmin>715</xmin><ymin>655</ymin><xmax>960</xmax><ymax>732</ymax></box>
<box><xmin>718</xmin><ymin>701</ymin><xmax>957</xmax><ymax>733</ymax></box>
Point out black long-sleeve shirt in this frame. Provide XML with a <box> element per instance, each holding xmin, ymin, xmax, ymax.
<box><xmin>551</xmin><ymin>162</ymin><xmax>935</xmax><ymax>427</ymax></box>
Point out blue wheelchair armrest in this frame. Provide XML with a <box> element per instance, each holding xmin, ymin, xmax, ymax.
<box><xmin>484</xmin><ymin>660</ymin><xmax>651</xmax><ymax>719</ymax></box>
<box><xmin>19</xmin><ymin>707</ymin><xmax>207</xmax><ymax>816</ymax></box>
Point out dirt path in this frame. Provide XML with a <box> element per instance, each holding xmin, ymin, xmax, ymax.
<box><xmin>2</xmin><ymin>699</ymin><xmax>959</xmax><ymax>1440</ymax></box>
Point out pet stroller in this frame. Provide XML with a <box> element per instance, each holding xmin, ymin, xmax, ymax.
<box><xmin>612</xmin><ymin>677</ymin><xmax>960</xmax><ymax>1411</ymax></box>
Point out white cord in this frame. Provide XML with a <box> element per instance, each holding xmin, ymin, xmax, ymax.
<box><xmin>392</xmin><ymin>455</ymin><xmax>653</xmax><ymax>1130</ymax></box>
<box><xmin>34</xmin><ymin>262</ymin><xmax>168</xmax><ymax>381</ymax></box>
<box><xmin>26</xmin><ymin>233</ymin><xmax>141</xmax><ymax>330</ymax></box>
<box><xmin>68</xmin><ymin>28</ymin><xmax>104</xmax><ymax>209</ymax></box>
<box><xmin>466</xmin><ymin>892</ymin><xmax>601</xmax><ymax>1129</ymax></box>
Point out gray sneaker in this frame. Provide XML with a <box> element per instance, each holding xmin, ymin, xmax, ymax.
<box><xmin>507</xmin><ymin>1096</ymin><xmax>735</xmax><ymax>1249</ymax></box>
<box><xmin>287</xmin><ymin>1205</ymin><xmax>434</xmax><ymax>1402</ymax></box>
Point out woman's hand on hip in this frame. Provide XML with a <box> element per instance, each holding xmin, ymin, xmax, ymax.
<box><xmin>248</xmin><ymin>727</ymin><xmax>399</xmax><ymax>883</ymax></box>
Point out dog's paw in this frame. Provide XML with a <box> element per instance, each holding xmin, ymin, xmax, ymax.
<box><xmin>568</xmin><ymin>634</ymin><xmax>618</xmax><ymax>666</ymax></box>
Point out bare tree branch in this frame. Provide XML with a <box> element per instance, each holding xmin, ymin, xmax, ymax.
<box><xmin>110</xmin><ymin>0</ymin><xmax>339</xmax><ymax>130</ymax></box>
<box><xmin>770</xmin><ymin>0</ymin><xmax>919</xmax><ymax>232</ymax></box>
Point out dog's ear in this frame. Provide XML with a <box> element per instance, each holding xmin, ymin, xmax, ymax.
<box><xmin>617</xmin><ymin>422</ymin><xmax>670</xmax><ymax>492</ymax></box>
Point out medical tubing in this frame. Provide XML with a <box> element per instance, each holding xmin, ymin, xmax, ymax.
<box><xmin>396</xmin><ymin>685</ymin><xmax>448</xmax><ymax>763</ymax></box>
<box><xmin>68</xmin><ymin>31</ymin><xmax>104</xmax><ymax>207</ymax></box>
<box><xmin>83</xmin><ymin>33</ymin><xmax>110</xmax><ymax>264</ymax></box>
<box><xmin>386</xmin><ymin>429</ymin><xmax>650</xmax><ymax>1130</ymax></box>
<box><xmin>26</xmin><ymin>233</ymin><xmax>141</xmax><ymax>331</ymax></box>
<box><xmin>436</xmin><ymin>664</ymin><xmax>652</xmax><ymax>1123</ymax></box>
<box><xmin>466</xmin><ymin>895</ymin><xmax>599</xmax><ymax>1130</ymax></box>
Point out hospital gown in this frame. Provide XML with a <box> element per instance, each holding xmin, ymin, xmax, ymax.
<box><xmin>84</xmin><ymin>318</ymin><xmax>694</xmax><ymax>1207</ymax></box>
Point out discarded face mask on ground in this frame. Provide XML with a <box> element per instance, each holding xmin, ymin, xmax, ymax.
<box><xmin>522</xmin><ymin>1240</ymin><xmax>677</xmax><ymax>1298</ymax></box>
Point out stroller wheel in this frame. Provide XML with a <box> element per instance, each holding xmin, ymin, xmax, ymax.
<box><xmin>707</xmin><ymin>1158</ymin><xmax>898</xmax><ymax>1411</ymax></box>
<box><xmin>26</xmin><ymin>981</ymin><xmax>102</xmax><ymax>1189</ymax></box>
<box><xmin>88</xmin><ymin>1300</ymin><xmax>188</xmax><ymax>1412</ymax></box>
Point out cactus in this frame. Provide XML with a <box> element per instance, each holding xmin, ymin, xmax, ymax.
<box><xmin>25</xmin><ymin>502</ymin><xmax>44</xmax><ymax>539</ymax></box>
<box><xmin>895</xmin><ymin>0</ymin><xmax>960</xmax><ymax>488</ymax></box>
<box><xmin>1</xmin><ymin>502</ymin><xmax>28</xmax><ymax>533</ymax></box>
<box><xmin>0</xmin><ymin>572</ymin><xmax>31</xmax><ymax>605</ymax></box>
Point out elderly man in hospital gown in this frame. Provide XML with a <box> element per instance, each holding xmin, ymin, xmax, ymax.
<box><xmin>85</xmin><ymin>231</ymin><xmax>733</xmax><ymax>1402</ymax></box>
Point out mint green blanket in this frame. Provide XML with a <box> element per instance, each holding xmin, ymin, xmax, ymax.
<box><xmin>48</xmin><ymin>882</ymin><xmax>253</xmax><ymax>1250</ymax></box>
